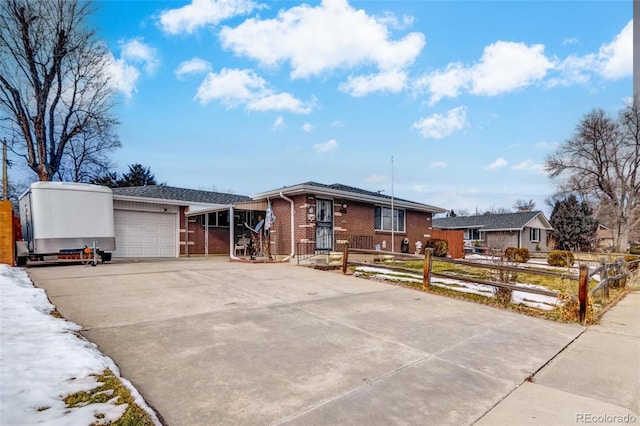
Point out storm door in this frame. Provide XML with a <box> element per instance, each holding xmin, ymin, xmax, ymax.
<box><xmin>315</xmin><ymin>199</ymin><xmax>333</xmax><ymax>250</ymax></box>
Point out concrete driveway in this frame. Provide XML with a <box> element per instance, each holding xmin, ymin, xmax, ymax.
<box><xmin>28</xmin><ymin>259</ymin><xmax>583</xmax><ymax>425</ymax></box>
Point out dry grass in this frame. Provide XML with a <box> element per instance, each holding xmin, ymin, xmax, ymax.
<box><xmin>64</xmin><ymin>369</ymin><xmax>156</xmax><ymax>426</ymax></box>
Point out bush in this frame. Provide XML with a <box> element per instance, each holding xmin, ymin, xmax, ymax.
<box><xmin>504</xmin><ymin>247</ymin><xmax>530</xmax><ymax>263</ymax></box>
<box><xmin>630</xmin><ymin>245</ymin><xmax>640</xmax><ymax>255</ymax></box>
<box><xmin>424</xmin><ymin>238</ymin><xmax>448</xmax><ymax>257</ymax></box>
<box><xmin>547</xmin><ymin>250</ymin><xmax>575</xmax><ymax>267</ymax></box>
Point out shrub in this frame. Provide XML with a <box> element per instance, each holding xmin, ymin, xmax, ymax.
<box><xmin>547</xmin><ymin>250</ymin><xmax>575</xmax><ymax>267</ymax></box>
<box><xmin>504</xmin><ymin>247</ymin><xmax>530</xmax><ymax>263</ymax></box>
<box><xmin>424</xmin><ymin>238</ymin><xmax>448</xmax><ymax>257</ymax></box>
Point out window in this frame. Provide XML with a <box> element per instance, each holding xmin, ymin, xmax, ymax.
<box><xmin>197</xmin><ymin>211</ymin><xmax>230</xmax><ymax>228</ymax></box>
<box><xmin>375</xmin><ymin>206</ymin><xmax>405</xmax><ymax>232</ymax></box>
<box><xmin>529</xmin><ymin>228</ymin><xmax>540</xmax><ymax>242</ymax></box>
<box><xmin>465</xmin><ymin>228</ymin><xmax>480</xmax><ymax>240</ymax></box>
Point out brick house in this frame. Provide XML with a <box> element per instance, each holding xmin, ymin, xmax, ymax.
<box><xmin>244</xmin><ymin>182</ymin><xmax>447</xmax><ymax>260</ymax></box>
<box><xmin>112</xmin><ymin>182</ymin><xmax>446</xmax><ymax>260</ymax></box>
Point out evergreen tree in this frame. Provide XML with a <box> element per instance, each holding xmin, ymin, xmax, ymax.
<box><xmin>117</xmin><ymin>164</ymin><xmax>156</xmax><ymax>187</ymax></box>
<box><xmin>90</xmin><ymin>164</ymin><xmax>157</xmax><ymax>188</ymax></box>
<box><xmin>549</xmin><ymin>195</ymin><xmax>598</xmax><ymax>251</ymax></box>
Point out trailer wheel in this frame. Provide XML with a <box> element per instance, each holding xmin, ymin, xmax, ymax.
<box><xmin>17</xmin><ymin>257</ymin><xmax>27</xmax><ymax>267</ymax></box>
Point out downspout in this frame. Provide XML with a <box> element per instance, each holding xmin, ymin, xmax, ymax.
<box><xmin>230</xmin><ymin>206</ymin><xmax>240</xmax><ymax>260</ymax></box>
<box><xmin>204</xmin><ymin>212</ymin><xmax>209</xmax><ymax>258</ymax></box>
<box><xmin>279</xmin><ymin>192</ymin><xmax>295</xmax><ymax>261</ymax></box>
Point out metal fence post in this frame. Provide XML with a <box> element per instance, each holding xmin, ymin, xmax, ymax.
<box><xmin>578</xmin><ymin>263</ymin><xmax>588</xmax><ymax>325</ymax></box>
<box><xmin>423</xmin><ymin>249</ymin><xmax>432</xmax><ymax>291</ymax></box>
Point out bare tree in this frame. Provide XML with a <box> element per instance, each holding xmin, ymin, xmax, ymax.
<box><xmin>513</xmin><ymin>199</ymin><xmax>536</xmax><ymax>211</ymax></box>
<box><xmin>0</xmin><ymin>0</ymin><xmax>119</xmax><ymax>182</ymax></box>
<box><xmin>54</xmin><ymin>122</ymin><xmax>119</xmax><ymax>182</ymax></box>
<box><xmin>546</xmin><ymin>98</ymin><xmax>640</xmax><ymax>251</ymax></box>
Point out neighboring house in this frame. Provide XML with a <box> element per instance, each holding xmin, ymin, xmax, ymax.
<box><xmin>433</xmin><ymin>211</ymin><xmax>553</xmax><ymax>252</ymax></box>
<box><xmin>595</xmin><ymin>224</ymin><xmax>614</xmax><ymax>250</ymax></box>
<box><xmin>112</xmin><ymin>182</ymin><xmax>446</xmax><ymax>259</ymax></box>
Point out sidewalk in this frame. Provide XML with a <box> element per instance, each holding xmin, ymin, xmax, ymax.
<box><xmin>475</xmin><ymin>292</ymin><xmax>640</xmax><ymax>426</ymax></box>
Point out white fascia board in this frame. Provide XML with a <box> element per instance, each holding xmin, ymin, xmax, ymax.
<box><xmin>185</xmin><ymin>204</ymin><xmax>232</xmax><ymax>217</ymax></box>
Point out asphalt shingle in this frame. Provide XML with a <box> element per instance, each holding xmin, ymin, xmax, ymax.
<box><xmin>433</xmin><ymin>211</ymin><xmax>546</xmax><ymax>231</ymax></box>
<box><xmin>112</xmin><ymin>185</ymin><xmax>251</xmax><ymax>204</ymax></box>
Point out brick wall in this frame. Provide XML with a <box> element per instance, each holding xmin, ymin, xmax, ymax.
<box><xmin>267</xmin><ymin>194</ymin><xmax>435</xmax><ymax>256</ymax></box>
<box><xmin>0</xmin><ymin>201</ymin><xmax>15</xmax><ymax>265</ymax></box>
<box><xmin>179</xmin><ymin>207</ymin><xmax>231</xmax><ymax>256</ymax></box>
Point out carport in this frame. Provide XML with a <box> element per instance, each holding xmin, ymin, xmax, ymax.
<box><xmin>184</xmin><ymin>201</ymin><xmax>267</xmax><ymax>259</ymax></box>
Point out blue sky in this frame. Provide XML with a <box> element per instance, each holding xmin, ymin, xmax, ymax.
<box><xmin>44</xmin><ymin>0</ymin><xmax>636</xmax><ymax>214</ymax></box>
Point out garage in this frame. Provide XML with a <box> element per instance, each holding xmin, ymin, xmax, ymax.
<box><xmin>113</xmin><ymin>209</ymin><xmax>177</xmax><ymax>257</ymax></box>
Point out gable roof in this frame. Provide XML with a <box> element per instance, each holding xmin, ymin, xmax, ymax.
<box><xmin>112</xmin><ymin>185</ymin><xmax>250</xmax><ymax>205</ymax></box>
<box><xmin>433</xmin><ymin>211</ymin><xmax>552</xmax><ymax>231</ymax></box>
<box><xmin>251</xmin><ymin>181</ymin><xmax>446</xmax><ymax>213</ymax></box>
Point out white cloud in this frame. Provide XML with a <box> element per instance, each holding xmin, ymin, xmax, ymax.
<box><xmin>247</xmin><ymin>93</ymin><xmax>313</xmax><ymax>114</ymax></box>
<box><xmin>330</xmin><ymin>120</ymin><xmax>345</xmax><ymax>128</ymax></box>
<box><xmin>272</xmin><ymin>116</ymin><xmax>285</xmax><ymax>130</ymax></box>
<box><xmin>120</xmin><ymin>39</ymin><xmax>159</xmax><ymax>74</ymax></box>
<box><xmin>314</xmin><ymin>139</ymin><xmax>338</xmax><ymax>153</ymax></box>
<box><xmin>220</xmin><ymin>0</ymin><xmax>424</xmax><ymax>79</ymax></box>
<box><xmin>546</xmin><ymin>54</ymin><xmax>596</xmax><ymax>88</ymax></box>
<box><xmin>194</xmin><ymin>68</ymin><xmax>313</xmax><ymax>114</ymax></box>
<box><xmin>535</xmin><ymin>141</ymin><xmax>559</xmax><ymax>150</ymax></box>
<box><xmin>375</xmin><ymin>11</ymin><xmax>414</xmax><ymax>30</ymax></box>
<box><xmin>429</xmin><ymin>161</ymin><xmax>447</xmax><ymax>169</ymax></box>
<box><xmin>413</xmin><ymin>63</ymin><xmax>469</xmax><ymax>105</ymax></box>
<box><xmin>302</xmin><ymin>123</ymin><xmax>314</xmax><ymax>133</ymax></box>
<box><xmin>598</xmin><ymin>20</ymin><xmax>632</xmax><ymax>79</ymax></box>
<box><xmin>363</xmin><ymin>174</ymin><xmax>387</xmax><ymax>184</ymax></box>
<box><xmin>484</xmin><ymin>158</ymin><xmax>508</xmax><ymax>170</ymax></box>
<box><xmin>415</xmin><ymin>41</ymin><xmax>552</xmax><ymax>103</ymax></box>
<box><xmin>412</xmin><ymin>106</ymin><xmax>467</xmax><ymax>139</ymax></box>
<box><xmin>339</xmin><ymin>69</ymin><xmax>408</xmax><ymax>97</ymax></box>
<box><xmin>512</xmin><ymin>160</ymin><xmax>545</xmax><ymax>173</ymax></box>
<box><xmin>106</xmin><ymin>39</ymin><xmax>157</xmax><ymax>98</ymax></box>
<box><xmin>563</xmin><ymin>37</ymin><xmax>578</xmax><ymax>46</ymax></box>
<box><xmin>106</xmin><ymin>56</ymin><xmax>140</xmax><ymax>98</ymax></box>
<box><xmin>159</xmin><ymin>0</ymin><xmax>262</xmax><ymax>35</ymax></box>
<box><xmin>175</xmin><ymin>58</ymin><xmax>212</xmax><ymax>79</ymax></box>
<box><xmin>470</xmin><ymin>41</ymin><xmax>553</xmax><ymax>96</ymax></box>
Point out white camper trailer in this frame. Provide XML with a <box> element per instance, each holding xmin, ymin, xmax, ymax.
<box><xmin>16</xmin><ymin>182</ymin><xmax>115</xmax><ymax>265</ymax></box>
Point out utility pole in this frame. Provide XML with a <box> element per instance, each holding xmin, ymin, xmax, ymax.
<box><xmin>2</xmin><ymin>139</ymin><xmax>7</xmax><ymax>201</ymax></box>
<box><xmin>391</xmin><ymin>155</ymin><xmax>394</xmax><ymax>254</ymax></box>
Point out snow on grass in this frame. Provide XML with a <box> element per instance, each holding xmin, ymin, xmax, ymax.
<box><xmin>355</xmin><ymin>265</ymin><xmax>561</xmax><ymax>310</ymax></box>
<box><xmin>0</xmin><ymin>265</ymin><xmax>161</xmax><ymax>425</ymax></box>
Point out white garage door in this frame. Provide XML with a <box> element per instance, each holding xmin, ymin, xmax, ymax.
<box><xmin>114</xmin><ymin>210</ymin><xmax>177</xmax><ymax>257</ymax></box>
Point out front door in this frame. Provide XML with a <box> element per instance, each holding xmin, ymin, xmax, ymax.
<box><xmin>315</xmin><ymin>199</ymin><xmax>333</xmax><ymax>250</ymax></box>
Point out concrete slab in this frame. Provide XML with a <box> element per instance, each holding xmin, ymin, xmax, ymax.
<box><xmin>534</xmin><ymin>326</ymin><xmax>640</xmax><ymax>413</ymax></box>
<box><xmin>28</xmin><ymin>260</ymin><xmax>587</xmax><ymax>425</ymax></box>
<box><xmin>475</xmin><ymin>381</ymin><xmax>639</xmax><ymax>426</ymax></box>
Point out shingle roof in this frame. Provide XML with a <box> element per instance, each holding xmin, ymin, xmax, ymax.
<box><xmin>112</xmin><ymin>185</ymin><xmax>250</xmax><ymax>204</ymax></box>
<box><xmin>433</xmin><ymin>211</ymin><xmax>549</xmax><ymax>231</ymax></box>
<box><xmin>302</xmin><ymin>181</ymin><xmax>415</xmax><ymax>204</ymax></box>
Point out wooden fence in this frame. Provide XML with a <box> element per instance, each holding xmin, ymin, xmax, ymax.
<box><xmin>341</xmin><ymin>246</ymin><xmax>638</xmax><ymax>324</ymax></box>
<box><xmin>431</xmin><ymin>229</ymin><xmax>464</xmax><ymax>259</ymax></box>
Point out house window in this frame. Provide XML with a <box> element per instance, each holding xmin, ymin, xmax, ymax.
<box><xmin>529</xmin><ymin>228</ymin><xmax>540</xmax><ymax>242</ymax></box>
<box><xmin>465</xmin><ymin>229</ymin><xmax>480</xmax><ymax>240</ymax></box>
<box><xmin>198</xmin><ymin>211</ymin><xmax>230</xmax><ymax>228</ymax></box>
<box><xmin>374</xmin><ymin>206</ymin><xmax>405</xmax><ymax>232</ymax></box>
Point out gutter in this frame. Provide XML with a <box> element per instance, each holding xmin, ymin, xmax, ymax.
<box><xmin>279</xmin><ymin>192</ymin><xmax>295</xmax><ymax>261</ymax></box>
